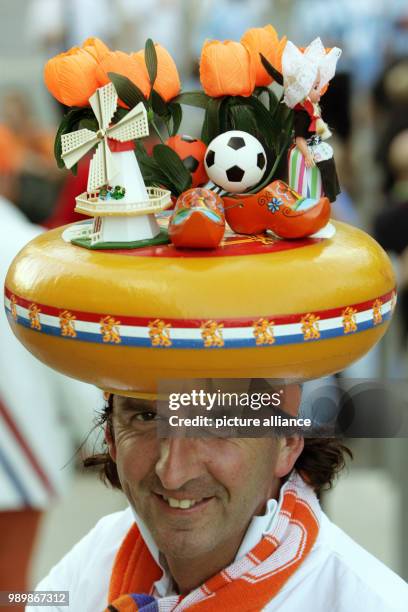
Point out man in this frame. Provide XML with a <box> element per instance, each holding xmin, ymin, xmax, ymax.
<box><xmin>28</xmin><ymin>393</ymin><xmax>407</xmax><ymax>611</ymax></box>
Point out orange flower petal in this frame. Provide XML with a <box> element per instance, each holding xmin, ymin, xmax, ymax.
<box><xmin>44</xmin><ymin>47</ymin><xmax>99</xmax><ymax>107</ymax></box>
<box><xmin>273</xmin><ymin>35</ymin><xmax>287</xmax><ymax>74</ymax></box>
<box><xmin>95</xmin><ymin>50</ymin><xmax>150</xmax><ymax>99</ymax></box>
<box><xmin>200</xmin><ymin>41</ymin><xmax>256</xmax><ymax>98</ymax></box>
<box><xmin>82</xmin><ymin>37</ymin><xmax>110</xmax><ymax>61</ymax></box>
<box><xmin>320</xmin><ymin>83</ymin><xmax>329</xmax><ymax>96</ymax></box>
<box><xmin>241</xmin><ymin>25</ymin><xmax>279</xmax><ymax>86</ymax></box>
<box><xmin>242</xmin><ymin>26</ymin><xmax>287</xmax><ymax>86</ymax></box>
<box><xmin>134</xmin><ymin>44</ymin><xmax>181</xmax><ymax>102</ymax></box>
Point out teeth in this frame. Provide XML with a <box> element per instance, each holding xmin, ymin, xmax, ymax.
<box><xmin>163</xmin><ymin>496</ymin><xmax>202</xmax><ymax>509</ymax></box>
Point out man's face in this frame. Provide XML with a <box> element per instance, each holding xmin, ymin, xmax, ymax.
<box><xmin>108</xmin><ymin>395</ymin><xmax>300</xmax><ymax>561</ymax></box>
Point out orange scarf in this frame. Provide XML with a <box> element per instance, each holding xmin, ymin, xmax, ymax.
<box><xmin>105</xmin><ymin>472</ymin><xmax>320</xmax><ymax>611</ymax></box>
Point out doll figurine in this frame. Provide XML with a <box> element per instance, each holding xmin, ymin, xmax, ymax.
<box><xmin>282</xmin><ymin>38</ymin><xmax>342</xmax><ymax>203</ymax></box>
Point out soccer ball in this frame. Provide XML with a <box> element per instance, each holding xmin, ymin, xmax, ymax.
<box><xmin>166</xmin><ymin>135</ymin><xmax>208</xmax><ymax>187</ymax></box>
<box><xmin>204</xmin><ymin>131</ymin><xmax>267</xmax><ymax>193</ymax></box>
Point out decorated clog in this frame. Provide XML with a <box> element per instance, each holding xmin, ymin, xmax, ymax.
<box><xmin>224</xmin><ymin>180</ymin><xmax>330</xmax><ymax>238</ymax></box>
<box><xmin>169</xmin><ymin>188</ymin><xmax>225</xmax><ymax>249</ymax></box>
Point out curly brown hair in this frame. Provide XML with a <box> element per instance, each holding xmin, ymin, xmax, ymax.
<box><xmin>84</xmin><ymin>395</ymin><xmax>352</xmax><ymax>497</ymax></box>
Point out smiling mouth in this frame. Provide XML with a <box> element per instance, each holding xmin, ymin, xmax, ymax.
<box><xmin>154</xmin><ymin>493</ymin><xmax>214</xmax><ymax>511</ymax></box>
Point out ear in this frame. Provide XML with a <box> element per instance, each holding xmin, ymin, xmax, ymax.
<box><xmin>274</xmin><ymin>436</ymin><xmax>304</xmax><ymax>478</ymax></box>
<box><xmin>105</xmin><ymin>422</ymin><xmax>117</xmax><ymax>462</ymax></box>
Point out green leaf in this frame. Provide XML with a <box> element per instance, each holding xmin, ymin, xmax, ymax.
<box><xmin>54</xmin><ymin>117</ymin><xmax>68</xmax><ymax>168</ymax></box>
<box><xmin>151</xmin><ymin>90</ymin><xmax>169</xmax><ymax>117</ymax></box>
<box><xmin>78</xmin><ymin>117</ymin><xmax>98</xmax><ymax>131</ymax></box>
<box><xmin>245</xmin><ymin>96</ymin><xmax>279</xmax><ymax>151</ymax></box>
<box><xmin>135</xmin><ymin>141</ymin><xmax>157</xmax><ymax>167</ymax></box>
<box><xmin>201</xmin><ymin>110</ymin><xmax>210</xmax><ymax>144</ymax></box>
<box><xmin>135</xmin><ymin>142</ymin><xmax>179</xmax><ymax>194</ymax></box>
<box><xmin>246</xmin><ymin>135</ymin><xmax>292</xmax><ymax>194</ymax></box>
<box><xmin>273</xmin><ymin>103</ymin><xmax>294</xmax><ymax>149</ymax></box>
<box><xmin>153</xmin><ymin>144</ymin><xmax>192</xmax><ymax>193</ymax></box>
<box><xmin>229</xmin><ymin>104</ymin><xmax>258</xmax><ymax>135</ymax></box>
<box><xmin>260</xmin><ymin>54</ymin><xmax>284</xmax><ymax>86</ymax></box>
<box><xmin>219</xmin><ymin>98</ymin><xmax>233</xmax><ymax>132</ymax></box>
<box><xmin>201</xmin><ymin>97</ymin><xmax>223</xmax><ymax>144</ymax></box>
<box><xmin>54</xmin><ymin>107</ymin><xmax>95</xmax><ymax>169</ymax></box>
<box><xmin>283</xmin><ymin>109</ymin><xmax>294</xmax><ymax>140</ymax></box>
<box><xmin>137</xmin><ymin>153</ymin><xmax>161</xmax><ymax>172</ymax></box>
<box><xmin>174</xmin><ymin>91</ymin><xmax>211</xmax><ymax>109</ymax></box>
<box><xmin>168</xmin><ymin>102</ymin><xmax>182</xmax><ymax>136</ymax></box>
<box><xmin>113</xmin><ymin>106</ymin><xmax>129</xmax><ymax>123</ymax></box>
<box><xmin>145</xmin><ymin>38</ymin><xmax>158</xmax><ymax>89</ymax></box>
<box><xmin>256</xmin><ymin>86</ymin><xmax>280</xmax><ymax>115</ymax></box>
<box><xmin>108</xmin><ymin>72</ymin><xmax>146</xmax><ymax>108</ymax></box>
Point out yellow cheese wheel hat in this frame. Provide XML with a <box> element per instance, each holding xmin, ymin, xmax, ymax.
<box><xmin>5</xmin><ymin>221</ymin><xmax>395</xmax><ymax>397</ymax></box>
<box><xmin>3</xmin><ymin>36</ymin><xmax>397</xmax><ymax>398</ymax></box>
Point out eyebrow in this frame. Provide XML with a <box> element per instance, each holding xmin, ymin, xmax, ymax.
<box><xmin>114</xmin><ymin>397</ymin><xmax>157</xmax><ymax>415</ymax></box>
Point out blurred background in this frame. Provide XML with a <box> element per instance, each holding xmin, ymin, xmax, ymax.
<box><xmin>0</xmin><ymin>0</ymin><xmax>407</xmax><ymax>602</ymax></box>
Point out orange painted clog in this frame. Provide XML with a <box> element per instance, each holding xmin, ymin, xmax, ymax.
<box><xmin>169</xmin><ymin>188</ymin><xmax>225</xmax><ymax>248</ymax></box>
<box><xmin>224</xmin><ymin>180</ymin><xmax>330</xmax><ymax>239</ymax></box>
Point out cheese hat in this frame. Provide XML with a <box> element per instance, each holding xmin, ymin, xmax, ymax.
<box><xmin>5</xmin><ymin>219</ymin><xmax>395</xmax><ymax>398</ymax></box>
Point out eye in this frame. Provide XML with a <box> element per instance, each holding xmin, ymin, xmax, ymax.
<box><xmin>133</xmin><ymin>411</ymin><xmax>158</xmax><ymax>422</ymax></box>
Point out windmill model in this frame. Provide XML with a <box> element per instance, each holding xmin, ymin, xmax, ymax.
<box><xmin>62</xmin><ymin>82</ymin><xmax>171</xmax><ymax>248</ymax></box>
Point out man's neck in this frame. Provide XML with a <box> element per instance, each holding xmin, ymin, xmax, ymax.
<box><xmin>161</xmin><ymin>484</ymin><xmax>282</xmax><ymax>594</ymax></box>
<box><xmin>164</xmin><ymin>526</ymin><xmax>250</xmax><ymax>595</ymax></box>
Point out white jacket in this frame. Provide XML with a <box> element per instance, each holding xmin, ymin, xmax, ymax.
<box><xmin>29</xmin><ymin>504</ymin><xmax>408</xmax><ymax>611</ymax></box>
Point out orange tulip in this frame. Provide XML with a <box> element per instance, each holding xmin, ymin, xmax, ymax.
<box><xmin>242</xmin><ymin>25</ymin><xmax>287</xmax><ymax>85</ymax></box>
<box><xmin>95</xmin><ymin>50</ymin><xmax>151</xmax><ymax>99</ymax></box>
<box><xmin>134</xmin><ymin>44</ymin><xmax>181</xmax><ymax>102</ymax></box>
<box><xmin>200</xmin><ymin>41</ymin><xmax>256</xmax><ymax>98</ymax></box>
<box><xmin>82</xmin><ymin>37</ymin><xmax>110</xmax><ymax>61</ymax></box>
<box><xmin>44</xmin><ymin>47</ymin><xmax>100</xmax><ymax>107</ymax></box>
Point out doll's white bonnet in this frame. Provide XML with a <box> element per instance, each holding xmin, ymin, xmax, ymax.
<box><xmin>282</xmin><ymin>38</ymin><xmax>342</xmax><ymax>108</ymax></box>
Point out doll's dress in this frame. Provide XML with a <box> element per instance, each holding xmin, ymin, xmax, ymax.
<box><xmin>288</xmin><ymin>103</ymin><xmax>340</xmax><ymax>203</ymax></box>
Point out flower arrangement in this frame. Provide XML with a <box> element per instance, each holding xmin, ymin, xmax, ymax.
<box><xmin>45</xmin><ymin>26</ymin><xmax>335</xmax><ymax>200</ymax></box>
<box><xmin>46</xmin><ymin>37</ymin><xmax>186</xmax><ymax>195</ymax></box>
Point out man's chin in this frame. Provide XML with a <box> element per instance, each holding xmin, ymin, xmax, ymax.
<box><xmin>154</xmin><ymin>528</ymin><xmax>218</xmax><ymax>560</ymax></box>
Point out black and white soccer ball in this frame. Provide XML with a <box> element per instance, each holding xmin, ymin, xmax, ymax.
<box><xmin>204</xmin><ymin>131</ymin><xmax>267</xmax><ymax>193</ymax></box>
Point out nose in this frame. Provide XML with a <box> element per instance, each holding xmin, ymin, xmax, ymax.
<box><xmin>155</xmin><ymin>438</ymin><xmax>204</xmax><ymax>491</ymax></box>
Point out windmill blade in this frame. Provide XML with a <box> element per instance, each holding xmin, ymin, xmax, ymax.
<box><xmin>107</xmin><ymin>102</ymin><xmax>149</xmax><ymax>142</ymax></box>
<box><xmin>87</xmin><ymin>139</ymin><xmax>117</xmax><ymax>192</ymax></box>
<box><xmin>61</xmin><ymin>129</ymin><xmax>98</xmax><ymax>169</ymax></box>
<box><xmin>89</xmin><ymin>82</ymin><xmax>118</xmax><ymax>131</ymax></box>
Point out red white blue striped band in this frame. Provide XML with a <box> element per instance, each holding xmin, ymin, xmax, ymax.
<box><xmin>4</xmin><ymin>287</ymin><xmax>396</xmax><ymax>350</ymax></box>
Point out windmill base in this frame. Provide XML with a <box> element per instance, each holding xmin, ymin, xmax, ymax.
<box><xmin>71</xmin><ymin>229</ymin><xmax>169</xmax><ymax>250</ymax></box>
